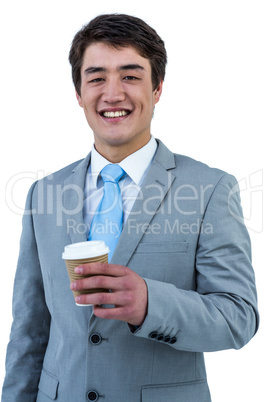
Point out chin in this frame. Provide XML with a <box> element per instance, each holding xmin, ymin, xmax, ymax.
<box><xmin>102</xmin><ymin>133</ymin><xmax>133</xmax><ymax>146</ymax></box>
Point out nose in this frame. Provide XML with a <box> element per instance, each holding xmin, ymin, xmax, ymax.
<box><xmin>102</xmin><ymin>78</ymin><xmax>125</xmax><ymax>103</ymax></box>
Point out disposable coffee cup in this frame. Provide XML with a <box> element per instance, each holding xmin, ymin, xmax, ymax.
<box><xmin>62</xmin><ymin>241</ymin><xmax>109</xmax><ymax>306</ymax></box>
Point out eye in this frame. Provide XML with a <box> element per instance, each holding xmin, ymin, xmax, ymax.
<box><xmin>88</xmin><ymin>78</ymin><xmax>104</xmax><ymax>83</ymax></box>
<box><xmin>123</xmin><ymin>76</ymin><xmax>139</xmax><ymax>81</ymax></box>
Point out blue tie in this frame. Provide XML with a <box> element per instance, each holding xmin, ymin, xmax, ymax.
<box><xmin>88</xmin><ymin>164</ymin><xmax>125</xmax><ymax>261</ymax></box>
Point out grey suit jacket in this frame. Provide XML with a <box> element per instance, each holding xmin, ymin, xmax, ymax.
<box><xmin>2</xmin><ymin>140</ymin><xmax>259</xmax><ymax>402</ymax></box>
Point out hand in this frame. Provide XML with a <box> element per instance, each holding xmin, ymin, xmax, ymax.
<box><xmin>70</xmin><ymin>263</ymin><xmax>148</xmax><ymax>327</ymax></box>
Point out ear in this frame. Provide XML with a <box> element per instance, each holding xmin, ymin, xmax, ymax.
<box><xmin>153</xmin><ymin>81</ymin><xmax>163</xmax><ymax>105</ymax></box>
<box><xmin>75</xmin><ymin>90</ymin><xmax>83</xmax><ymax>107</ymax></box>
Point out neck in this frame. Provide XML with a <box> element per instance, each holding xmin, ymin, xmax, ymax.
<box><xmin>94</xmin><ymin>136</ymin><xmax>151</xmax><ymax>163</ymax></box>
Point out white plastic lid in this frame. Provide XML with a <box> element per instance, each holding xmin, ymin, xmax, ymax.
<box><xmin>62</xmin><ymin>241</ymin><xmax>109</xmax><ymax>260</ymax></box>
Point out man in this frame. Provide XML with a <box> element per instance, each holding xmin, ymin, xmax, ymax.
<box><xmin>2</xmin><ymin>14</ymin><xmax>259</xmax><ymax>402</ymax></box>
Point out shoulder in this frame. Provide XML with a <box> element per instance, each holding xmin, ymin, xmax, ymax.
<box><xmin>173</xmin><ymin>152</ymin><xmax>235</xmax><ymax>186</ymax></box>
<box><xmin>44</xmin><ymin>158</ymin><xmax>85</xmax><ymax>183</ymax></box>
<box><xmin>155</xmin><ymin>139</ymin><xmax>237</xmax><ymax>188</ymax></box>
<box><xmin>28</xmin><ymin>154</ymin><xmax>90</xmax><ymax>204</ymax></box>
<box><xmin>36</xmin><ymin>153</ymin><xmax>90</xmax><ymax>187</ymax></box>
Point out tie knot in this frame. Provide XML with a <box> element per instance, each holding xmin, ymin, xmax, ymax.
<box><xmin>101</xmin><ymin>164</ymin><xmax>125</xmax><ymax>184</ymax></box>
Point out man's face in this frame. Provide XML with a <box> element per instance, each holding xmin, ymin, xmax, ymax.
<box><xmin>76</xmin><ymin>42</ymin><xmax>163</xmax><ymax>159</ymax></box>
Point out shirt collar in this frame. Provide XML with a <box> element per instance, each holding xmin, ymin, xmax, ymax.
<box><xmin>90</xmin><ymin>136</ymin><xmax>157</xmax><ymax>188</ymax></box>
<box><xmin>90</xmin><ymin>147</ymin><xmax>111</xmax><ymax>189</ymax></box>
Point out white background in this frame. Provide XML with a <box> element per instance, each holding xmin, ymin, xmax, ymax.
<box><xmin>0</xmin><ymin>1</ymin><xmax>267</xmax><ymax>400</ymax></box>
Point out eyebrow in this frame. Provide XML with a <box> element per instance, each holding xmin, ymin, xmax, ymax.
<box><xmin>120</xmin><ymin>64</ymin><xmax>145</xmax><ymax>72</ymax></box>
<box><xmin>84</xmin><ymin>64</ymin><xmax>145</xmax><ymax>75</ymax></box>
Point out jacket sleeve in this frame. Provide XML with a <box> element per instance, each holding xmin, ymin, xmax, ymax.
<box><xmin>133</xmin><ymin>174</ymin><xmax>259</xmax><ymax>352</ymax></box>
<box><xmin>2</xmin><ymin>182</ymin><xmax>51</xmax><ymax>402</ymax></box>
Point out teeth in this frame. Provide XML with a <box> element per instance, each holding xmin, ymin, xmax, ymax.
<box><xmin>103</xmin><ymin>110</ymin><xmax>128</xmax><ymax>118</ymax></box>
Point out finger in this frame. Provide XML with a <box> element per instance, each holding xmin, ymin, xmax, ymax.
<box><xmin>93</xmin><ymin>305</ymin><xmax>129</xmax><ymax>321</ymax></box>
<box><xmin>75</xmin><ymin>289</ymin><xmax>125</xmax><ymax>306</ymax></box>
<box><xmin>93</xmin><ymin>304</ymin><xmax>141</xmax><ymax>326</ymax></box>
<box><xmin>71</xmin><ymin>274</ymin><xmax>119</xmax><ymax>291</ymax></box>
<box><xmin>75</xmin><ymin>262</ymin><xmax>128</xmax><ymax>277</ymax></box>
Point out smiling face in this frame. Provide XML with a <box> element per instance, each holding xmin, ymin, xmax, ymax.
<box><xmin>76</xmin><ymin>42</ymin><xmax>163</xmax><ymax>162</ymax></box>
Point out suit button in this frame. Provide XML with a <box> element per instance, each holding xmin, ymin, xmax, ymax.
<box><xmin>163</xmin><ymin>335</ymin><xmax>171</xmax><ymax>343</ymax></box>
<box><xmin>87</xmin><ymin>390</ymin><xmax>99</xmax><ymax>401</ymax></box>
<box><xmin>156</xmin><ymin>333</ymin><xmax>164</xmax><ymax>341</ymax></box>
<box><xmin>170</xmin><ymin>336</ymin><xmax>177</xmax><ymax>344</ymax></box>
<box><xmin>89</xmin><ymin>333</ymin><xmax>102</xmax><ymax>345</ymax></box>
<box><xmin>149</xmin><ymin>331</ymin><xmax>158</xmax><ymax>339</ymax></box>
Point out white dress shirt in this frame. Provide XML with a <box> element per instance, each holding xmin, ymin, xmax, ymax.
<box><xmin>83</xmin><ymin>136</ymin><xmax>157</xmax><ymax>238</ymax></box>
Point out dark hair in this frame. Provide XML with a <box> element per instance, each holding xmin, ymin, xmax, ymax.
<box><xmin>69</xmin><ymin>14</ymin><xmax>167</xmax><ymax>95</ymax></box>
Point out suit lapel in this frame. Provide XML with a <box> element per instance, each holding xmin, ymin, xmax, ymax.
<box><xmin>62</xmin><ymin>140</ymin><xmax>176</xmax><ymax>260</ymax></box>
<box><xmin>111</xmin><ymin>140</ymin><xmax>176</xmax><ymax>266</ymax></box>
<box><xmin>63</xmin><ymin>152</ymin><xmax>91</xmax><ymax>244</ymax></box>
